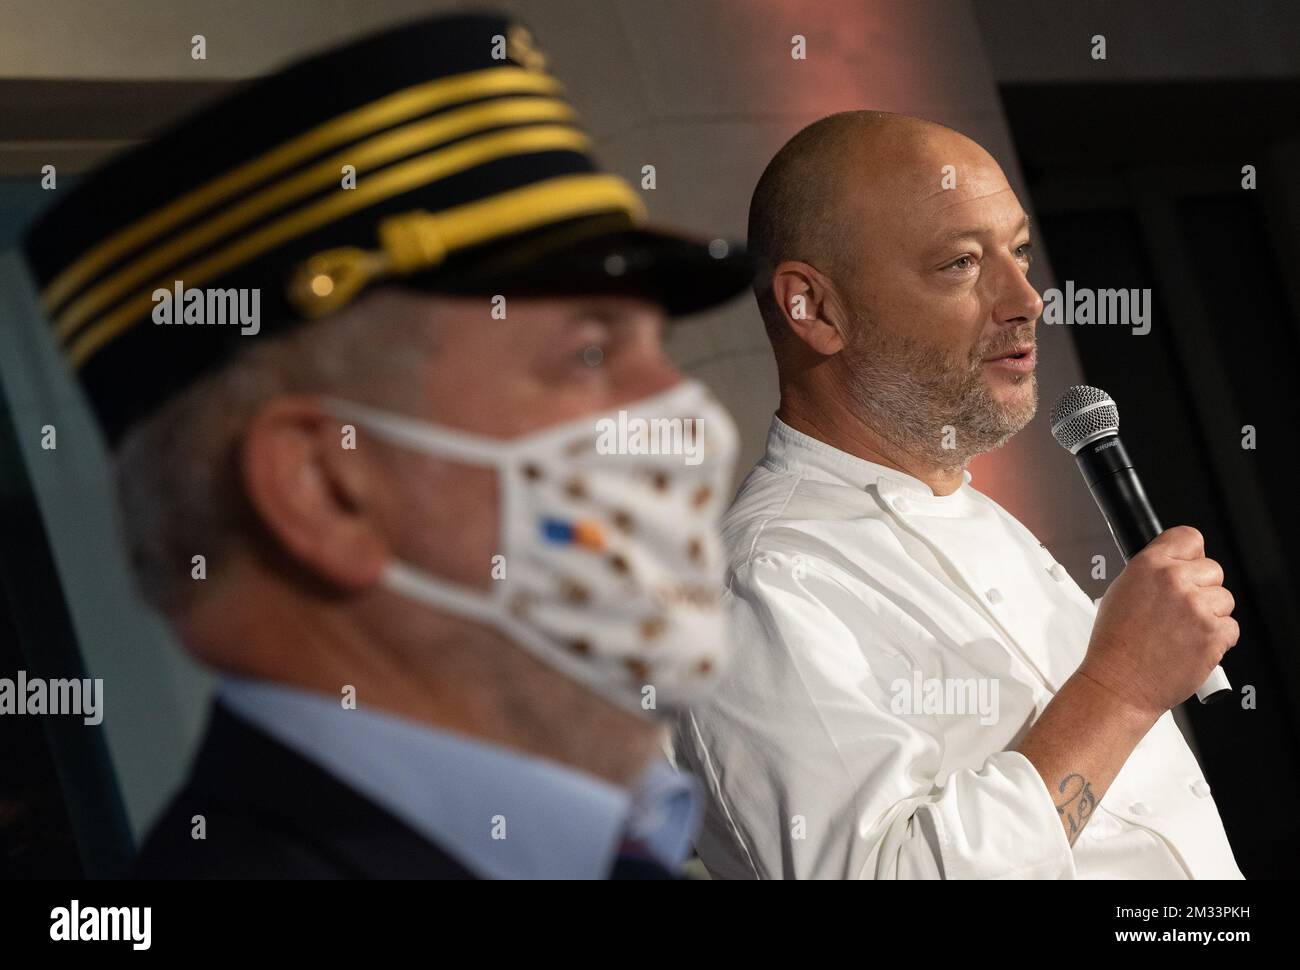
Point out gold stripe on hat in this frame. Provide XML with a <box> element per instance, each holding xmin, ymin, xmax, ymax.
<box><xmin>64</xmin><ymin>137</ymin><xmax>642</xmax><ymax>368</ymax></box>
<box><xmin>288</xmin><ymin>175</ymin><xmax>646</xmax><ymax>317</ymax></box>
<box><xmin>52</xmin><ymin>96</ymin><xmax>578</xmax><ymax>344</ymax></box>
<box><xmin>41</xmin><ymin>66</ymin><xmax>563</xmax><ymax>315</ymax></box>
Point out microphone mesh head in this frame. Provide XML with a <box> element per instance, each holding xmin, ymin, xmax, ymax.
<box><xmin>1050</xmin><ymin>385</ymin><xmax>1119</xmax><ymax>453</ymax></box>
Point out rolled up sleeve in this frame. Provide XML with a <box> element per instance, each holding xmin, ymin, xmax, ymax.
<box><xmin>679</xmin><ymin>550</ymin><xmax>1075</xmax><ymax>879</ymax></box>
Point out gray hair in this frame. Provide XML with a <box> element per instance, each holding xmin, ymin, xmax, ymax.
<box><xmin>112</xmin><ymin>288</ymin><xmax>440</xmax><ymax>616</ymax></box>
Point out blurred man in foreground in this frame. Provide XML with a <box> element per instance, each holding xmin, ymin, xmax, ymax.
<box><xmin>24</xmin><ymin>13</ymin><xmax>751</xmax><ymax>879</ymax></box>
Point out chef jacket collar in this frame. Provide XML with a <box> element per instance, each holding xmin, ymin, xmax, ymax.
<box><xmin>766</xmin><ymin>415</ymin><xmax>973</xmax><ymax>507</ymax></box>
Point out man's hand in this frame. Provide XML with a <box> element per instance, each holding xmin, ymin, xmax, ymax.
<box><xmin>1080</xmin><ymin>525</ymin><xmax>1239</xmax><ymax>720</ymax></box>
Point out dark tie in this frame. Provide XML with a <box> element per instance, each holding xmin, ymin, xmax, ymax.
<box><xmin>609</xmin><ymin>837</ymin><xmax>678</xmax><ymax>879</ymax></box>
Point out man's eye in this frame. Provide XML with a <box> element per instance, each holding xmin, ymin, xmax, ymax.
<box><xmin>576</xmin><ymin>343</ymin><xmax>606</xmax><ymax>368</ymax></box>
<box><xmin>1016</xmin><ymin>242</ymin><xmax>1034</xmax><ymax>262</ymax></box>
<box><xmin>947</xmin><ymin>255</ymin><xmax>975</xmax><ymax>271</ymax></box>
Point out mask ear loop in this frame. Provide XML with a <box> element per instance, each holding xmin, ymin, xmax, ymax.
<box><xmin>382</xmin><ymin>560</ymin><xmax>504</xmax><ymax>625</ymax></box>
<box><xmin>323</xmin><ymin>396</ymin><xmax>521</xmax><ymax>614</ymax></box>
<box><xmin>322</xmin><ymin>397</ymin><xmax>515</xmax><ymax>466</ymax></box>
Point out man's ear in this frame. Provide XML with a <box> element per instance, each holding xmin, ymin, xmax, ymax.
<box><xmin>239</xmin><ymin>396</ymin><xmax>389</xmax><ymax>592</ymax></box>
<box><xmin>770</xmin><ymin>260</ymin><xmax>850</xmax><ymax>355</ymax></box>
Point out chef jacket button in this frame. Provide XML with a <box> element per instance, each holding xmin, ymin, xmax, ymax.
<box><xmin>893</xmin><ymin>497</ymin><xmax>910</xmax><ymax>513</ymax></box>
<box><xmin>1049</xmin><ymin>563</ymin><xmax>1068</xmax><ymax>582</ymax></box>
<box><xmin>1190</xmin><ymin>779</ymin><xmax>1211</xmax><ymax>798</ymax></box>
<box><xmin>985</xmin><ymin>588</ymin><xmax>1003</xmax><ymax>605</ymax></box>
<box><xmin>1129</xmin><ymin>801</ymin><xmax>1150</xmax><ymax>816</ymax></box>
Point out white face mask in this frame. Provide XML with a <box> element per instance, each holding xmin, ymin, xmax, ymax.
<box><xmin>326</xmin><ymin>380</ymin><xmax>739</xmax><ymax>715</ymax></box>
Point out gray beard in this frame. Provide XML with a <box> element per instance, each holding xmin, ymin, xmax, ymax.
<box><xmin>840</xmin><ymin>323</ymin><xmax>1038</xmax><ymax>472</ymax></box>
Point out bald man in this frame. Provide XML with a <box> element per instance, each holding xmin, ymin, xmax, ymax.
<box><xmin>673</xmin><ymin>111</ymin><xmax>1242</xmax><ymax>879</ymax></box>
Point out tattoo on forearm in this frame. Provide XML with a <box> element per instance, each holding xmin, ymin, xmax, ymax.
<box><xmin>1054</xmin><ymin>773</ymin><xmax>1097</xmax><ymax>842</ymax></box>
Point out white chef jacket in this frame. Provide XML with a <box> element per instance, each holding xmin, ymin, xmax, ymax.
<box><xmin>674</xmin><ymin>416</ymin><xmax>1242</xmax><ymax>879</ymax></box>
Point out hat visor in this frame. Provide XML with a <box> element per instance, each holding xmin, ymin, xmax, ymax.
<box><xmin>399</xmin><ymin>213</ymin><xmax>756</xmax><ymax>318</ymax></box>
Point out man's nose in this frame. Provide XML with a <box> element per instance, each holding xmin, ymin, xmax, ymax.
<box><xmin>991</xmin><ymin>257</ymin><xmax>1043</xmax><ymax>328</ymax></box>
<box><xmin>627</xmin><ymin>365</ymin><xmax>684</xmax><ymax>405</ymax></box>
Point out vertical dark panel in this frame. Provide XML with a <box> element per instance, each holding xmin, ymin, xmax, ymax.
<box><xmin>0</xmin><ymin>177</ymin><xmax>133</xmax><ymax>877</ymax></box>
<box><xmin>0</xmin><ymin>385</ymin><xmax>134</xmax><ymax>877</ymax></box>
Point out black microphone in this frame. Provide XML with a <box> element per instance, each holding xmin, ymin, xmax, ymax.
<box><xmin>1050</xmin><ymin>385</ymin><xmax>1232</xmax><ymax>704</ymax></box>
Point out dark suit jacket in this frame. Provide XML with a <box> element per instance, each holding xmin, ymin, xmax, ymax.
<box><xmin>134</xmin><ymin>702</ymin><xmax>674</xmax><ymax>879</ymax></box>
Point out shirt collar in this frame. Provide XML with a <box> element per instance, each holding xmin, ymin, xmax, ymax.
<box><xmin>764</xmin><ymin>415</ymin><xmax>973</xmax><ymax>505</ymax></box>
<box><xmin>217</xmin><ymin>676</ymin><xmax>699</xmax><ymax>879</ymax></box>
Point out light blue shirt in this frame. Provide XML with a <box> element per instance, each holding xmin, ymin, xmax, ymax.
<box><xmin>218</xmin><ymin>677</ymin><xmax>700</xmax><ymax>879</ymax></box>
